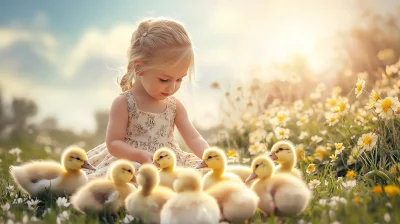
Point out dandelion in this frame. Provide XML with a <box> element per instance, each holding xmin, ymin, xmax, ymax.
<box><xmin>371</xmin><ymin>186</ymin><xmax>383</xmax><ymax>194</ymax></box>
<box><xmin>354</xmin><ymin>78</ymin><xmax>365</xmax><ymax>98</ymax></box>
<box><xmin>375</xmin><ymin>97</ymin><xmax>400</xmax><ymax>119</ymax></box>
<box><xmin>306</xmin><ymin>164</ymin><xmax>316</xmax><ymax>174</ymax></box>
<box><xmin>56</xmin><ymin>197</ymin><xmax>70</xmax><ymax>208</ymax></box>
<box><xmin>274</xmin><ymin>127</ymin><xmax>290</xmax><ymax>140</ymax></box>
<box><xmin>346</xmin><ymin>170</ymin><xmax>357</xmax><ymax>179</ymax></box>
<box><xmin>383</xmin><ymin>185</ymin><xmax>400</xmax><ymax>197</ymax></box>
<box><xmin>357</xmin><ymin>133</ymin><xmax>378</xmax><ymax>151</ymax></box>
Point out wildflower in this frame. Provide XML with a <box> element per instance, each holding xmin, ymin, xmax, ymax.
<box><xmin>325</xmin><ymin>112</ymin><xmax>339</xmax><ymax>126</ymax></box>
<box><xmin>346</xmin><ymin>170</ymin><xmax>357</xmax><ymax>179</ymax></box>
<box><xmin>334</xmin><ymin>143</ymin><xmax>345</xmax><ymax>155</ymax></box>
<box><xmin>325</xmin><ymin>97</ymin><xmax>338</xmax><ymax>108</ymax></box>
<box><xmin>365</xmin><ymin>90</ymin><xmax>380</xmax><ymax>110</ymax></box>
<box><xmin>299</xmin><ymin>131</ymin><xmax>309</xmax><ymax>140</ymax></box>
<box><xmin>329</xmin><ymin>154</ymin><xmax>337</xmax><ymax>162</ymax></box>
<box><xmin>296</xmin><ymin>115</ymin><xmax>309</xmax><ymax>126</ymax></box>
<box><xmin>26</xmin><ymin>199</ymin><xmax>40</xmax><ymax>211</ymax></box>
<box><xmin>296</xmin><ymin>144</ymin><xmax>305</xmax><ymax>161</ymax></box>
<box><xmin>306</xmin><ymin>164</ymin><xmax>316</xmax><ymax>174</ymax></box>
<box><xmin>314</xmin><ymin>145</ymin><xmax>328</xmax><ymax>160</ymax></box>
<box><xmin>56</xmin><ymin>197</ymin><xmax>70</xmax><ymax>208</ymax></box>
<box><xmin>248</xmin><ymin>142</ymin><xmax>267</xmax><ymax>155</ymax></box>
<box><xmin>390</xmin><ymin>163</ymin><xmax>400</xmax><ymax>176</ymax></box>
<box><xmin>42</xmin><ymin>208</ymin><xmax>52</xmax><ymax>217</ymax></box>
<box><xmin>271</xmin><ymin>110</ymin><xmax>290</xmax><ymax>126</ymax></box>
<box><xmin>375</xmin><ymin>97</ymin><xmax>400</xmax><ymax>119</ymax></box>
<box><xmin>6</xmin><ymin>185</ymin><xmax>15</xmax><ymax>191</ymax></box>
<box><xmin>13</xmin><ymin>198</ymin><xmax>23</xmax><ymax>204</ymax></box>
<box><xmin>56</xmin><ymin>211</ymin><xmax>69</xmax><ymax>224</ymax></box>
<box><xmin>122</xmin><ymin>214</ymin><xmax>134</xmax><ymax>223</ymax></box>
<box><xmin>394</xmin><ymin>80</ymin><xmax>400</xmax><ymax>92</ymax></box>
<box><xmin>347</xmin><ymin>155</ymin><xmax>357</xmax><ymax>165</ymax></box>
<box><xmin>371</xmin><ymin>186</ymin><xmax>383</xmax><ymax>194</ymax></box>
<box><xmin>311</xmin><ymin>135</ymin><xmax>322</xmax><ymax>143</ymax></box>
<box><xmin>242</xmin><ymin>158</ymin><xmax>251</xmax><ymax>164</ymax></box>
<box><xmin>354</xmin><ymin>78</ymin><xmax>365</xmax><ymax>98</ymax></box>
<box><xmin>357</xmin><ymin>133</ymin><xmax>378</xmax><ymax>152</ymax></box>
<box><xmin>383</xmin><ymin>185</ymin><xmax>400</xmax><ymax>197</ymax></box>
<box><xmin>249</xmin><ymin>129</ymin><xmax>267</xmax><ymax>144</ymax></box>
<box><xmin>210</xmin><ymin>82</ymin><xmax>220</xmax><ymax>89</ymax></box>
<box><xmin>1</xmin><ymin>203</ymin><xmax>10</xmax><ymax>212</ymax></box>
<box><xmin>318</xmin><ymin>199</ymin><xmax>328</xmax><ymax>206</ymax></box>
<box><xmin>308</xmin><ymin>179</ymin><xmax>321</xmax><ymax>189</ymax></box>
<box><xmin>384</xmin><ymin>213</ymin><xmax>391</xmax><ymax>223</ymax></box>
<box><xmin>353</xmin><ymin>195</ymin><xmax>361</xmax><ymax>203</ymax></box>
<box><xmin>294</xmin><ymin>100</ymin><xmax>304</xmax><ymax>111</ymax></box>
<box><xmin>9</xmin><ymin>147</ymin><xmax>22</xmax><ymax>155</ymax></box>
<box><xmin>274</xmin><ymin>127</ymin><xmax>290</xmax><ymax>140</ymax></box>
<box><xmin>342</xmin><ymin>180</ymin><xmax>357</xmax><ymax>189</ymax></box>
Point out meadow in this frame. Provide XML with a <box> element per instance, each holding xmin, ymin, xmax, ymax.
<box><xmin>0</xmin><ymin>56</ymin><xmax>400</xmax><ymax>224</ymax></box>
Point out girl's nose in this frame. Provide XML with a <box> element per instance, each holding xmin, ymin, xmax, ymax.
<box><xmin>167</xmin><ymin>82</ymin><xmax>176</xmax><ymax>92</ymax></box>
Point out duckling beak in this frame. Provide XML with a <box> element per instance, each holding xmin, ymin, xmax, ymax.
<box><xmin>245</xmin><ymin>172</ymin><xmax>258</xmax><ymax>183</ymax></box>
<box><xmin>195</xmin><ymin>160</ymin><xmax>208</xmax><ymax>169</ymax></box>
<box><xmin>130</xmin><ymin>176</ymin><xmax>137</xmax><ymax>184</ymax></box>
<box><xmin>269</xmin><ymin>152</ymin><xmax>278</xmax><ymax>160</ymax></box>
<box><xmin>152</xmin><ymin>160</ymin><xmax>160</xmax><ymax>167</ymax></box>
<box><xmin>81</xmin><ymin>160</ymin><xmax>96</xmax><ymax>171</ymax></box>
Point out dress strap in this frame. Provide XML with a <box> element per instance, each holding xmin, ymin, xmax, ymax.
<box><xmin>121</xmin><ymin>91</ymin><xmax>136</xmax><ymax>114</ymax></box>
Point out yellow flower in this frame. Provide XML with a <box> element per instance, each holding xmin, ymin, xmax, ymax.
<box><xmin>296</xmin><ymin>147</ymin><xmax>305</xmax><ymax>161</ymax></box>
<box><xmin>329</xmin><ymin>154</ymin><xmax>337</xmax><ymax>162</ymax></box>
<box><xmin>346</xmin><ymin>170</ymin><xmax>357</xmax><ymax>179</ymax></box>
<box><xmin>226</xmin><ymin>150</ymin><xmax>237</xmax><ymax>158</ymax></box>
<box><xmin>390</xmin><ymin>163</ymin><xmax>400</xmax><ymax>176</ymax></box>
<box><xmin>352</xmin><ymin>195</ymin><xmax>361</xmax><ymax>203</ymax></box>
<box><xmin>354</xmin><ymin>78</ymin><xmax>365</xmax><ymax>98</ymax></box>
<box><xmin>306</xmin><ymin>163</ymin><xmax>316</xmax><ymax>174</ymax></box>
<box><xmin>371</xmin><ymin>186</ymin><xmax>383</xmax><ymax>194</ymax></box>
<box><xmin>375</xmin><ymin>97</ymin><xmax>400</xmax><ymax>119</ymax></box>
<box><xmin>384</xmin><ymin>185</ymin><xmax>400</xmax><ymax>197</ymax></box>
<box><xmin>305</xmin><ymin>156</ymin><xmax>315</xmax><ymax>163</ymax></box>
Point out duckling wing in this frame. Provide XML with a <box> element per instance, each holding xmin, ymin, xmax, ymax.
<box><xmin>23</xmin><ymin>161</ymin><xmax>65</xmax><ymax>181</ymax></box>
<box><xmin>91</xmin><ymin>185</ymin><xmax>119</xmax><ymax>204</ymax></box>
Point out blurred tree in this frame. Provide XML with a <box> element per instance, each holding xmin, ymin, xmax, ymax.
<box><xmin>94</xmin><ymin>110</ymin><xmax>109</xmax><ymax>137</ymax></box>
<box><xmin>40</xmin><ymin>116</ymin><xmax>58</xmax><ymax>130</ymax></box>
<box><xmin>9</xmin><ymin>97</ymin><xmax>38</xmax><ymax>141</ymax></box>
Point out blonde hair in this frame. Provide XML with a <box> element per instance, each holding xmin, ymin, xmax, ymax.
<box><xmin>119</xmin><ymin>17</ymin><xmax>195</xmax><ymax>92</ymax></box>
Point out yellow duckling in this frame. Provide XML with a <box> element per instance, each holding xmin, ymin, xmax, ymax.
<box><xmin>246</xmin><ymin>156</ymin><xmax>312</xmax><ymax>217</ymax></box>
<box><xmin>70</xmin><ymin>160</ymin><xmax>136</xmax><ymax>214</ymax></box>
<box><xmin>160</xmin><ymin>168</ymin><xmax>220</xmax><ymax>224</ymax></box>
<box><xmin>206</xmin><ymin>180</ymin><xmax>259</xmax><ymax>223</ymax></box>
<box><xmin>9</xmin><ymin>146</ymin><xmax>95</xmax><ymax>197</ymax></box>
<box><xmin>196</xmin><ymin>147</ymin><xmax>242</xmax><ymax>190</ymax></box>
<box><xmin>125</xmin><ymin>164</ymin><xmax>175</xmax><ymax>224</ymax></box>
<box><xmin>269</xmin><ymin>140</ymin><xmax>303</xmax><ymax>179</ymax></box>
<box><xmin>153</xmin><ymin>147</ymin><xmax>181</xmax><ymax>189</ymax></box>
<box><xmin>225</xmin><ymin>165</ymin><xmax>256</xmax><ymax>186</ymax></box>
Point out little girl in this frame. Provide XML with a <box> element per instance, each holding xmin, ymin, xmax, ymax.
<box><xmin>85</xmin><ymin>17</ymin><xmax>210</xmax><ymax>178</ymax></box>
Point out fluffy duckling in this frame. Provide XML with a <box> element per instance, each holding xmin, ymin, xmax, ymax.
<box><xmin>160</xmin><ymin>168</ymin><xmax>220</xmax><ymax>224</ymax></box>
<box><xmin>206</xmin><ymin>180</ymin><xmax>259</xmax><ymax>223</ymax></box>
<box><xmin>70</xmin><ymin>160</ymin><xmax>136</xmax><ymax>214</ymax></box>
<box><xmin>246</xmin><ymin>156</ymin><xmax>312</xmax><ymax>217</ymax></box>
<box><xmin>9</xmin><ymin>146</ymin><xmax>95</xmax><ymax>197</ymax></box>
<box><xmin>225</xmin><ymin>165</ymin><xmax>256</xmax><ymax>186</ymax></box>
<box><xmin>196</xmin><ymin>147</ymin><xmax>243</xmax><ymax>190</ymax></box>
<box><xmin>153</xmin><ymin>147</ymin><xmax>181</xmax><ymax>189</ymax></box>
<box><xmin>125</xmin><ymin>164</ymin><xmax>175</xmax><ymax>224</ymax></box>
<box><xmin>269</xmin><ymin>140</ymin><xmax>303</xmax><ymax>179</ymax></box>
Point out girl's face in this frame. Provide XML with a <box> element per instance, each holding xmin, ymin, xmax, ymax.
<box><xmin>139</xmin><ymin>56</ymin><xmax>191</xmax><ymax>100</ymax></box>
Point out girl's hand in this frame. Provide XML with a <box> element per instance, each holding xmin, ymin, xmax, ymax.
<box><xmin>139</xmin><ymin>150</ymin><xmax>153</xmax><ymax>164</ymax></box>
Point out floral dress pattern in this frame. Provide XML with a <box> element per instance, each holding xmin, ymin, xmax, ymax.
<box><xmin>85</xmin><ymin>90</ymin><xmax>202</xmax><ymax>179</ymax></box>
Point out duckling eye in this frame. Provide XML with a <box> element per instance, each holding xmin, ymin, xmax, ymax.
<box><xmin>255</xmin><ymin>164</ymin><xmax>259</xmax><ymax>168</ymax></box>
<box><xmin>76</xmin><ymin>157</ymin><xmax>82</xmax><ymax>161</ymax></box>
<box><xmin>207</xmin><ymin>155</ymin><xmax>213</xmax><ymax>159</ymax></box>
<box><xmin>159</xmin><ymin>155</ymin><xmax>164</xmax><ymax>159</ymax></box>
<box><xmin>127</xmin><ymin>169</ymin><xmax>132</xmax><ymax>173</ymax></box>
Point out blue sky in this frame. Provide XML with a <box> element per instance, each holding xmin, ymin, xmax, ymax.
<box><xmin>1</xmin><ymin>0</ymin><xmax>399</xmax><ymax>133</ymax></box>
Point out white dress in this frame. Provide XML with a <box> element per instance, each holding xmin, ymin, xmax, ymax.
<box><xmin>85</xmin><ymin>90</ymin><xmax>202</xmax><ymax>179</ymax></box>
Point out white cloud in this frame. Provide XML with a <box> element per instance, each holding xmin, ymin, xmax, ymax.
<box><xmin>62</xmin><ymin>24</ymin><xmax>135</xmax><ymax>78</ymax></box>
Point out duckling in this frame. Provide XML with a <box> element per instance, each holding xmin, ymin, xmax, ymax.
<box><xmin>225</xmin><ymin>165</ymin><xmax>256</xmax><ymax>186</ymax></box>
<box><xmin>153</xmin><ymin>147</ymin><xmax>181</xmax><ymax>189</ymax></box>
<box><xmin>9</xmin><ymin>146</ymin><xmax>95</xmax><ymax>197</ymax></box>
<box><xmin>269</xmin><ymin>140</ymin><xmax>303</xmax><ymax>179</ymax></box>
<box><xmin>206</xmin><ymin>180</ymin><xmax>259</xmax><ymax>223</ymax></box>
<box><xmin>160</xmin><ymin>168</ymin><xmax>220</xmax><ymax>224</ymax></box>
<box><xmin>125</xmin><ymin>164</ymin><xmax>175</xmax><ymax>224</ymax></box>
<box><xmin>70</xmin><ymin>160</ymin><xmax>136</xmax><ymax>214</ymax></box>
<box><xmin>246</xmin><ymin>156</ymin><xmax>311</xmax><ymax>217</ymax></box>
<box><xmin>196</xmin><ymin>147</ymin><xmax>242</xmax><ymax>190</ymax></box>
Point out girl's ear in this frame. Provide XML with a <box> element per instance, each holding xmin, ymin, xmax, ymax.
<box><xmin>133</xmin><ymin>60</ymin><xmax>144</xmax><ymax>76</ymax></box>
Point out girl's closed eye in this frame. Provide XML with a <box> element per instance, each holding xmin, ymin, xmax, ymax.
<box><xmin>159</xmin><ymin>78</ymin><xmax>169</xmax><ymax>82</ymax></box>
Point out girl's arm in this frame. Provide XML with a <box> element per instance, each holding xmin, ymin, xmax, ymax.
<box><xmin>175</xmin><ymin>98</ymin><xmax>210</xmax><ymax>159</ymax></box>
<box><xmin>105</xmin><ymin>95</ymin><xmax>153</xmax><ymax>164</ymax></box>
